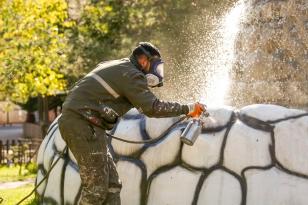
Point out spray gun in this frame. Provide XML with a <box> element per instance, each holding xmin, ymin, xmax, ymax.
<box><xmin>180</xmin><ymin>110</ymin><xmax>210</xmax><ymax>146</ymax></box>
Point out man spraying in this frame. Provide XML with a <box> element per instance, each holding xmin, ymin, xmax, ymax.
<box><xmin>58</xmin><ymin>42</ymin><xmax>205</xmax><ymax>205</ymax></box>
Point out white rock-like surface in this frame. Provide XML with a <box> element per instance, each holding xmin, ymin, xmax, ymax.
<box><xmin>36</xmin><ymin>169</ymin><xmax>47</xmax><ymax>195</ymax></box>
<box><xmin>37</xmin><ymin>128</ymin><xmax>54</xmax><ymax>165</ymax></box>
<box><xmin>240</xmin><ymin>104</ymin><xmax>305</xmax><ymax>122</ymax></box>
<box><xmin>64</xmin><ymin>165</ymin><xmax>81</xmax><ymax>204</ymax></box>
<box><xmin>245</xmin><ymin>167</ymin><xmax>308</xmax><ymax>205</ymax></box>
<box><xmin>46</xmin><ymin>116</ymin><xmax>60</xmax><ymax>133</ymax></box>
<box><xmin>37</xmin><ymin>104</ymin><xmax>308</xmax><ymax>205</ymax></box>
<box><xmin>224</xmin><ymin>121</ymin><xmax>272</xmax><ymax>175</ymax></box>
<box><xmin>145</xmin><ymin>116</ymin><xmax>179</xmax><ymax>139</ymax></box>
<box><xmin>274</xmin><ymin>116</ymin><xmax>308</xmax><ymax>175</ymax></box>
<box><xmin>116</xmin><ymin>161</ymin><xmax>142</xmax><ymax>205</ymax></box>
<box><xmin>111</xmin><ymin>119</ymin><xmax>143</xmax><ymax>156</ymax></box>
<box><xmin>147</xmin><ymin>166</ymin><xmax>201</xmax><ymax>205</ymax></box>
<box><xmin>54</xmin><ymin>128</ymin><xmax>66</xmax><ymax>152</ymax></box>
<box><xmin>182</xmin><ymin>130</ymin><xmax>226</xmax><ymax>168</ymax></box>
<box><xmin>43</xmin><ymin>156</ymin><xmax>64</xmax><ymax>204</ymax></box>
<box><xmin>43</xmin><ymin>134</ymin><xmax>56</xmax><ymax>171</ymax></box>
<box><xmin>202</xmin><ymin>106</ymin><xmax>234</xmax><ymax>129</ymax></box>
<box><xmin>197</xmin><ymin>169</ymin><xmax>241</xmax><ymax>205</ymax></box>
<box><xmin>123</xmin><ymin>108</ymin><xmax>140</xmax><ymax>116</ymax></box>
<box><xmin>141</xmin><ymin>129</ymin><xmax>182</xmax><ymax>177</ymax></box>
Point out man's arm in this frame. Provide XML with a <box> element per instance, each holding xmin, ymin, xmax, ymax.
<box><xmin>122</xmin><ymin>71</ymin><xmax>189</xmax><ymax>118</ymax></box>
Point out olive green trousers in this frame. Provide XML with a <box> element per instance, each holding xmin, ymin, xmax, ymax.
<box><xmin>58</xmin><ymin>109</ymin><xmax>121</xmax><ymax>205</ymax></box>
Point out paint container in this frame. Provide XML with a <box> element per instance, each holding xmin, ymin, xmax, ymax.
<box><xmin>180</xmin><ymin>119</ymin><xmax>202</xmax><ymax>146</ymax></box>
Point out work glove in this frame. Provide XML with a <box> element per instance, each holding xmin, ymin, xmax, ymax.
<box><xmin>187</xmin><ymin>102</ymin><xmax>206</xmax><ymax>118</ymax></box>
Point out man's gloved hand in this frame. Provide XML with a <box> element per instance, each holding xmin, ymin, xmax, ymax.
<box><xmin>187</xmin><ymin>102</ymin><xmax>206</xmax><ymax>118</ymax></box>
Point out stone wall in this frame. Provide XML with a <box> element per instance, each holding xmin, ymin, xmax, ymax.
<box><xmin>230</xmin><ymin>0</ymin><xmax>308</xmax><ymax>108</ymax></box>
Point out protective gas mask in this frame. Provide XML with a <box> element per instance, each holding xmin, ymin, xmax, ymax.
<box><xmin>135</xmin><ymin>44</ymin><xmax>164</xmax><ymax>87</ymax></box>
<box><xmin>146</xmin><ymin>58</ymin><xmax>164</xmax><ymax>88</ymax></box>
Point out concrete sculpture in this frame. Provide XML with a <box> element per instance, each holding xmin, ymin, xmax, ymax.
<box><xmin>36</xmin><ymin>104</ymin><xmax>308</xmax><ymax>205</ymax></box>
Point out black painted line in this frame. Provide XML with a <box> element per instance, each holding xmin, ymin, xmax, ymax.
<box><xmin>118</xmin><ymin>156</ymin><xmax>148</xmax><ymax>205</ymax></box>
<box><xmin>42</xmin><ymin>196</ymin><xmax>58</xmax><ymax>205</ymax></box>
<box><xmin>191</xmin><ymin>171</ymin><xmax>208</xmax><ymax>205</ymax></box>
<box><xmin>44</xmin><ymin>123</ymin><xmax>59</xmax><ymax>147</ymax></box>
<box><xmin>238</xmin><ymin>113</ymin><xmax>274</xmax><ymax>132</ymax></box>
<box><xmin>67</xmin><ymin>159</ymin><xmax>79</xmax><ymax>172</ymax></box>
<box><xmin>181</xmin><ymin>161</ymin><xmax>209</xmax><ymax>172</ymax></box>
<box><xmin>219</xmin><ymin>112</ymin><xmax>237</xmax><ymax>165</ymax></box>
<box><xmin>179</xmin><ymin>141</ymin><xmax>211</xmax><ymax>172</ymax></box>
<box><xmin>276</xmin><ymin>160</ymin><xmax>308</xmax><ymax>179</ymax></box>
<box><xmin>45</xmin><ymin>123</ymin><xmax>59</xmax><ymax>143</ymax></box>
<box><xmin>241</xmin><ymin>164</ymin><xmax>275</xmax><ymax>177</ymax></box>
<box><xmin>269</xmin><ymin>130</ymin><xmax>276</xmax><ymax>164</ymax></box>
<box><xmin>61</xmin><ymin>152</ymin><xmax>69</xmax><ymax>205</ymax></box>
<box><xmin>109</xmin><ymin>118</ymin><xmax>147</xmax><ymax>159</ymax></box>
<box><xmin>191</xmin><ymin>165</ymin><xmax>243</xmax><ymax>205</ymax></box>
<box><xmin>201</xmin><ymin>124</ymin><xmax>229</xmax><ymax>133</ymax></box>
<box><xmin>122</xmin><ymin>114</ymin><xmax>144</xmax><ymax>120</ymax></box>
<box><xmin>140</xmin><ymin>116</ymin><xmax>151</xmax><ymax>140</ymax></box>
<box><xmin>203</xmin><ymin>110</ymin><xmax>235</xmax><ymax>131</ymax></box>
<box><xmin>133</xmin><ymin>146</ymin><xmax>148</xmax><ymax>160</ymax></box>
<box><xmin>271</xmin><ymin>125</ymin><xmax>308</xmax><ymax>179</ymax></box>
<box><xmin>144</xmin><ymin>138</ymin><xmax>185</xmax><ymax>204</ymax></box>
<box><xmin>35</xmin><ymin>168</ymin><xmax>46</xmax><ymax>202</ymax></box>
<box><xmin>191</xmin><ymin>165</ymin><xmax>222</xmax><ymax>205</ymax></box>
<box><xmin>74</xmin><ymin>184</ymin><xmax>82</xmax><ymax>205</ymax></box>
<box><xmin>38</xmin><ymin>164</ymin><xmax>47</xmax><ymax>176</ymax></box>
<box><xmin>46</xmin><ymin>118</ymin><xmax>60</xmax><ymax>134</ymax></box>
<box><xmin>110</xmin><ymin>139</ymin><xmax>147</xmax><ymax>159</ymax></box>
<box><xmin>145</xmin><ymin>163</ymin><xmax>179</xmax><ymax>204</ymax></box>
<box><xmin>74</xmin><ymin>182</ymin><xmax>82</xmax><ymax>205</ymax></box>
<box><xmin>240</xmin><ymin>164</ymin><xmax>275</xmax><ymax>205</ymax></box>
<box><xmin>267</xmin><ymin>112</ymin><xmax>308</xmax><ymax>124</ymax></box>
<box><xmin>41</xmin><ymin>154</ymin><xmax>56</xmax><ymax>200</ymax></box>
<box><xmin>221</xmin><ymin>166</ymin><xmax>246</xmax><ymax>205</ymax></box>
<box><xmin>42</xmin><ymin>125</ymin><xmax>59</xmax><ymax>170</ymax></box>
<box><xmin>143</xmin><ymin>125</ymin><xmax>184</xmax><ymax>148</ymax></box>
<box><xmin>52</xmin><ymin>155</ymin><xmax>64</xmax><ymax>204</ymax></box>
<box><xmin>40</xmin><ymin>153</ymin><xmax>61</xmax><ymax>203</ymax></box>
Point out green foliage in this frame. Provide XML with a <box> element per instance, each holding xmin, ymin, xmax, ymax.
<box><xmin>0</xmin><ymin>0</ymin><xmax>73</xmax><ymax>103</ymax></box>
<box><xmin>67</xmin><ymin>0</ymin><xmax>191</xmax><ymax>77</ymax></box>
<box><xmin>0</xmin><ymin>164</ymin><xmax>36</xmax><ymax>182</ymax></box>
<box><xmin>25</xmin><ymin>162</ymin><xmax>38</xmax><ymax>174</ymax></box>
<box><xmin>0</xmin><ymin>0</ymin><xmax>195</xmax><ymax>103</ymax></box>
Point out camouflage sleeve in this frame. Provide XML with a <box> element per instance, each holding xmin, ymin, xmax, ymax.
<box><xmin>122</xmin><ymin>71</ymin><xmax>189</xmax><ymax>118</ymax></box>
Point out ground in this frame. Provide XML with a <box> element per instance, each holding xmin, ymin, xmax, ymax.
<box><xmin>0</xmin><ymin>164</ymin><xmax>38</xmax><ymax>205</ymax></box>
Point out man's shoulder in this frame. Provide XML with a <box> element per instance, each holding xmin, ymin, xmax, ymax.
<box><xmin>93</xmin><ymin>59</ymin><xmax>145</xmax><ymax>82</ymax></box>
<box><xmin>93</xmin><ymin>59</ymin><xmax>137</xmax><ymax>72</ymax></box>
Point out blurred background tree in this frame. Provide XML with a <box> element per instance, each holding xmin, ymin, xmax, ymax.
<box><xmin>65</xmin><ymin>0</ymin><xmax>196</xmax><ymax>83</ymax></box>
<box><xmin>0</xmin><ymin>0</ymin><xmax>73</xmax><ymax>103</ymax></box>
<box><xmin>0</xmin><ymin>0</ymin><xmax>196</xmax><ymax>105</ymax></box>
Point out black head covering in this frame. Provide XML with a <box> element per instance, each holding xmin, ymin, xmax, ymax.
<box><xmin>130</xmin><ymin>42</ymin><xmax>161</xmax><ymax>70</ymax></box>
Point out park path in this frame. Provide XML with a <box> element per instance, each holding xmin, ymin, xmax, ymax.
<box><xmin>0</xmin><ymin>178</ymin><xmax>34</xmax><ymax>190</ymax></box>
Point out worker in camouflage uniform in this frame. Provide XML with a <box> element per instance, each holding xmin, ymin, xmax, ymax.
<box><xmin>58</xmin><ymin>42</ymin><xmax>205</xmax><ymax>205</ymax></box>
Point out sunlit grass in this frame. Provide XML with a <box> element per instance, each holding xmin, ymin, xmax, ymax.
<box><xmin>0</xmin><ymin>164</ymin><xmax>37</xmax><ymax>182</ymax></box>
<box><xmin>0</xmin><ymin>183</ymin><xmax>38</xmax><ymax>205</ymax></box>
